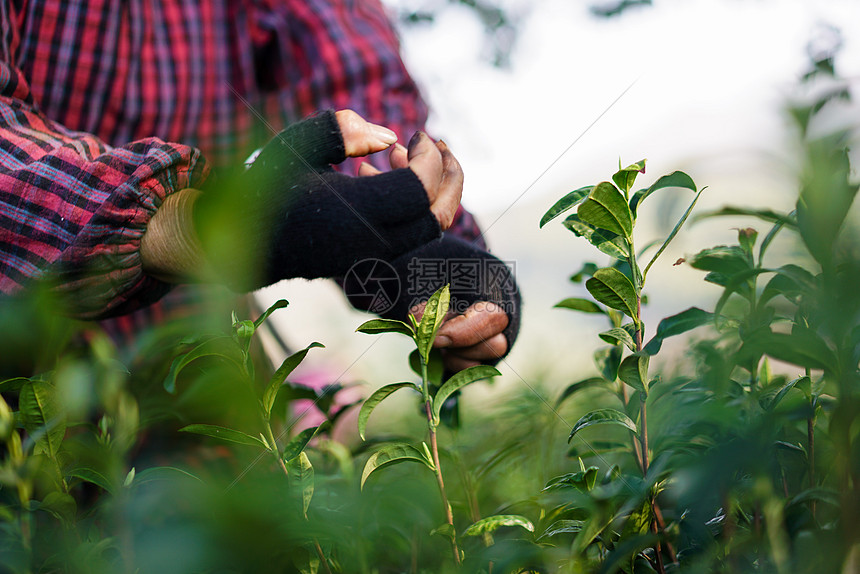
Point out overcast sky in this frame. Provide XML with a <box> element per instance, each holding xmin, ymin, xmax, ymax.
<box><xmin>386</xmin><ymin>0</ymin><xmax>860</xmax><ymax>212</ymax></box>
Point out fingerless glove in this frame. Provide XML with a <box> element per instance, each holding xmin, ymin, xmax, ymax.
<box><xmin>194</xmin><ymin>111</ymin><xmax>441</xmax><ymax>290</ymax></box>
<box><xmin>343</xmin><ymin>233</ymin><xmax>521</xmax><ymax>362</ymax></box>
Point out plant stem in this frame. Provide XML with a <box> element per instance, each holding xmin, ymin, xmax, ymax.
<box><xmin>629</xmin><ymin>263</ymin><xmax>668</xmax><ymax>572</ymax></box>
<box><xmin>619</xmin><ymin>384</ymin><xmax>645</xmax><ymax>474</ymax></box>
<box><xmin>640</xmin><ymin>394</ymin><xmax>649</xmax><ymax>477</ymax></box>
<box><xmin>633</xmin><ymin>294</ymin><xmax>650</xmax><ymax>479</ymax></box>
<box><xmin>271</xmin><ymin>427</ymin><xmax>333</xmax><ymax>574</ymax></box>
<box><xmin>805</xmin><ymin>368</ymin><xmax>816</xmax><ymax>520</ymax></box>
<box><xmin>652</xmin><ymin>504</ymin><xmax>678</xmax><ymax>563</ymax></box>
<box><xmin>313</xmin><ymin>539</ymin><xmax>332</xmax><ymax>574</ymax></box>
<box><xmin>425</xmin><ymin>400</ymin><xmax>462</xmax><ymax>566</ymax></box>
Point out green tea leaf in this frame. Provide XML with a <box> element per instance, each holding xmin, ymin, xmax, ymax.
<box><xmin>539</xmin><ymin>519</ymin><xmax>584</xmax><ymax>539</ymax></box>
<box><xmin>39</xmin><ymin>491</ymin><xmax>76</xmax><ymax>525</ymax></box>
<box><xmin>355</xmin><ymin>319</ymin><xmax>414</xmax><ymax>338</ymax></box>
<box><xmin>765</xmin><ymin>376</ymin><xmax>812</xmax><ymax>411</ymax></box>
<box><xmin>758</xmin><ymin>213</ymin><xmax>794</xmax><ymax>263</ymax></box>
<box><xmin>417</xmin><ymin>285</ymin><xmax>451</xmax><ymax>363</ymax></box>
<box><xmin>68</xmin><ymin>468</ymin><xmax>114</xmax><ymax>495</ymax></box>
<box><xmin>432</xmin><ymin>365</ymin><xmax>500</xmax><ymax>424</ymax></box>
<box><xmin>132</xmin><ymin>466</ymin><xmax>203</xmax><ymax>487</ymax></box>
<box><xmin>578</xmin><ymin>182</ymin><xmax>634</xmax><ymax>238</ymax></box>
<box><xmin>563</xmin><ymin>214</ymin><xmax>630</xmax><ymax>258</ymax></box>
<box><xmin>586</xmin><ymin>268</ymin><xmax>638</xmax><ymax>320</ymax></box>
<box><xmin>289</xmin><ymin>451</ymin><xmax>314</xmax><ymax>519</ymax></box>
<box><xmin>599</xmin><ymin>327</ymin><xmax>636</xmax><ymax>351</ymax></box>
<box><xmin>123</xmin><ymin>467</ymin><xmax>136</xmax><ymax>488</ymax></box>
<box><xmin>598</xmin><ymin>533</ymin><xmax>659</xmax><ymax>574</ymax></box>
<box><xmin>711</xmin><ymin>267</ymin><xmax>773</xmax><ymax>318</ymax></box>
<box><xmin>463</xmin><ymin>515</ymin><xmax>534</xmax><ymax>537</ymax></box>
<box><xmin>629</xmin><ymin>170</ymin><xmax>696</xmax><ymax>216</ymax></box>
<box><xmin>358</xmin><ymin>382</ymin><xmax>421</xmax><ymax>440</ymax></box>
<box><xmin>0</xmin><ymin>377</ymin><xmax>29</xmax><ymax>392</ymax></box>
<box><xmin>164</xmin><ymin>336</ymin><xmax>245</xmax><ymax>393</ymax></box>
<box><xmin>540</xmin><ymin>185</ymin><xmax>593</xmax><ymax>227</ymax></box>
<box><xmin>430</xmin><ymin>523</ymin><xmax>457</xmax><ymax>541</ymax></box>
<box><xmin>618</xmin><ymin>353</ymin><xmax>650</xmax><ymax>395</ymax></box>
<box><xmin>798</xmin><ymin>147</ymin><xmax>857</xmax><ymax>263</ymax></box>
<box><xmin>743</xmin><ymin>328</ymin><xmax>838</xmax><ymax>374</ymax></box>
<box><xmin>787</xmin><ymin>487</ymin><xmax>840</xmax><ymax>509</ymax></box>
<box><xmin>572</xmin><ymin>511</ymin><xmax>615</xmax><ymax>555</ymax></box>
<box><xmin>569</xmin><ymin>262</ymin><xmax>599</xmax><ymax>283</ymax></box>
<box><xmin>555</xmin><ymin>298</ymin><xmax>606</xmax><ymax>314</ymax></box>
<box><xmin>760</xmin><ymin>264</ymin><xmax>817</xmax><ymax>305</ymax></box>
<box><xmin>644</xmin><ymin>307</ymin><xmax>713</xmax><ymax>355</ymax></box>
<box><xmin>20</xmin><ymin>381</ymin><xmax>64</xmax><ymax>458</ymax></box>
<box><xmin>254</xmin><ymin>299</ymin><xmax>289</xmax><ymax>329</ymax></box>
<box><xmin>179</xmin><ymin>424</ymin><xmax>266</xmax><ymax>449</ymax></box>
<box><xmin>594</xmin><ymin>346</ymin><xmax>622</xmax><ymax>382</ymax></box>
<box><xmin>642</xmin><ymin>186</ymin><xmax>706</xmax><ymax>280</ymax></box>
<box><xmin>689</xmin><ymin>245</ymin><xmax>752</xmax><ymax>278</ymax></box>
<box><xmin>612</xmin><ymin>159</ymin><xmax>646</xmax><ymax>194</ymax></box>
<box><xmin>262</xmin><ymin>342</ymin><xmax>325</xmax><ymax>419</ymax></box>
<box><xmin>283</xmin><ymin>422</ymin><xmax>331</xmax><ymax>462</ymax></box>
<box><xmin>569</xmin><ymin>408</ymin><xmax>638</xmax><ymax>442</ymax></box>
<box><xmin>233</xmin><ymin>319</ymin><xmax>255</xmax><ymax>341</ymax></box>
<box><xmin>543</xmin><ymin>467</ymin><xmax>600</xmax><ymax>492</ymax></box>
<box><xmin>360</xmin><ymin>443</ymin><xmax>435</xmax><ymax>489</ymax></box>
<box><xmin>556</xmin><ymin>377</ymin><xmax>609</xmax><ymax>407</ymax></box>
<box><xmin>737</xmin><ymin>227</ymin><xmax>758</xmax><ymax>256</ymax></box>
<box><xmin>693</xmin><ymin>206</ymin><xmax>797</xmax><ymax>226</ymax></box>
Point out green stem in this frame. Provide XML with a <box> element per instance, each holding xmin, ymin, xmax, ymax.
<box><xmin>629</xmin><ymin>247</ymin><xmax>668</xmax><ymax>573</ymax></box>
<box><xmin>806</xmin><ymin>367</ymin><xmax>816</xmax><ymax>520</ymax></box>
<box><xmin>422</xmin><ymin>357</ymin><xmax>460</xmax><ymax>566</ymax></box>
<box><xmin>270</xmin><ymin>423</ymin><xmax>333</xmax><ymax>574</ymax></box>
<box><xmin>425</xmin><ymin>400</ymin><xmax>461</xmax><ymax>566</ymax></box>
<box><xmin>421</xmin><ymin>361</ymin><xmax>431</xmax><ymax>404</ymax></box>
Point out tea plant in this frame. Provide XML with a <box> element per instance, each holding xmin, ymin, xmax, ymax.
<box><xmin>540</xmin><ymin>159</ymin><xmax>708</xmax><ymax>571</ymax></box>
<box><xmin>355</xmin><ymin>285</ymin><xmax>535</xmax><ymax>567</ymax></box>
<box><xmin>169</xmin><ymin>299</ymin><xmax>345</xmax><ymax>571</ymax></box>
<box><xmin>529</xmin><ymin>52</ymin><xmax>859</xmax><ymax>572</ymax></box>
<box><xmin>0</xmin><ymin>318</ymin><xmax>181</xmax><ymax>573</ymax></box>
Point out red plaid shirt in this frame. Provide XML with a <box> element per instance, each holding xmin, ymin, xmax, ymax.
<box><xmin>0</xmin><ymin>0</ymin><xmax>483</xmax><ymax>330</ymax></box>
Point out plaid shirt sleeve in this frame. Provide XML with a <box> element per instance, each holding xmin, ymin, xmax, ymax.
<box><xmin>0</xmin><ymin>4</ymin><xmax>209</xmax><ymax>319</ymax></box>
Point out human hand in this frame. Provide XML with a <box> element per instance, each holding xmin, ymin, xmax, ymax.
<box><xmin>356</xmin><ymin>133</ymin><xmax>463</xmax><ymax>231</ymax></box>
<box><xmin>190</xmin><ymin>110</ymin><xmax>444</xmax><ymax>290</ymax></box>
<box><xmin>410</xmin><ymin>300</ymin><xmax>509</xmax><ymax>372</ymax></box>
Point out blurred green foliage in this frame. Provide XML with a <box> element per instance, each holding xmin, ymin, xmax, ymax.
<box><xmin>0</xmin><ymin>44</ymin><xmax>858</xmax><ymax>574</ymax></box>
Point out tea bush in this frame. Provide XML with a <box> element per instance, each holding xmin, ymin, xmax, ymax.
<box><xmin>0</xmin><ymin>60</ymin><xmax>858</xmax><ymax>574</ymax></box>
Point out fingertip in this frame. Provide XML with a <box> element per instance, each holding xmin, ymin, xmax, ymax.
<box><xmin>407</xmin><ymin>132</ymin><xmax>434</xmax><ymax>159</ymax></box>
<box><xmin>389</xmin><ymin>143</ymin><xmax>409</xmax><ymax>169</ymax></box>
<box><xmin>370</xmin><ymin>124</ymin><xmax>397</xmax><ymax>147</ymax></box>
<box><xmin>408</xmin><ymin>131</ymin><xmax>423</xmax><ymax>151</ymax></box>
<box><xmin>358</xmin><ymin>162</ymin><xmax>382</xmax><ymax>177</ymax></box>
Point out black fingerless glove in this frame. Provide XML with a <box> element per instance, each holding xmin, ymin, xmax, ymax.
<box><xmin>194</xmin><ymin>111</ymin><xmax>441</xmax><ymax>291</ymax></box>
<box><xmin>343</xmin><ymin>233</ymin><xmax>522</xmax><ymax>361</ymax></box>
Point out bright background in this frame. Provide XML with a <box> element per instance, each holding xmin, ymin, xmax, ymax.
<box><xmin>257</xmin><ymin>0</ymin><xmax>860</xmax><ymax>406</ymax></box>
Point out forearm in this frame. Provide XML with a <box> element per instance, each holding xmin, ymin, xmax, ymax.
<box><xmin>140</xmin><ymin>188</ymin><xmax>207</xmax><ymax>284</ymax></box>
